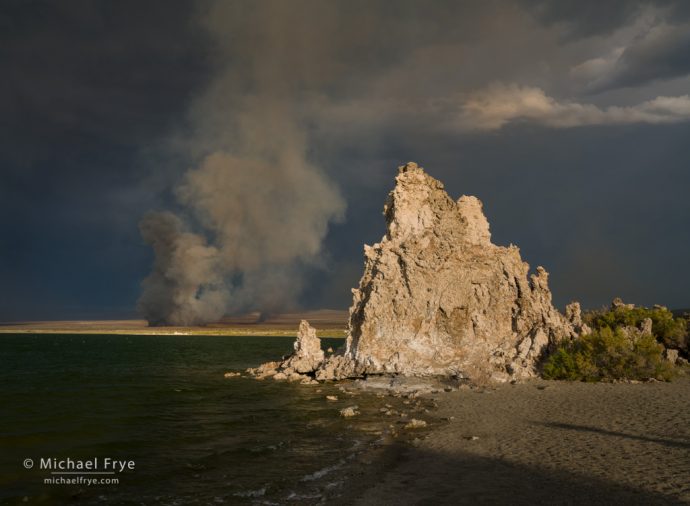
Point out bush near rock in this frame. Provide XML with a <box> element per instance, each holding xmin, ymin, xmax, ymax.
<box><xmin>543</xmin><ymin>327</ymin><xmax>674</xmax><ymax>382</ymax></box>
<box><xmin>585</xmin><ymin>300</ymin><xmax>688</xmax><ymax>354</ymax></box>
<box><xmin>543</xmin><ymin>299</ymin><xmax>686</xmax><ymax>382</ymax></box>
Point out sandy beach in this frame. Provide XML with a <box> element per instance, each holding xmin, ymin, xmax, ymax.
<box><xmin>341</xmin><ymin>378</ymin><xmax>690</xmax><ymax>505</ymax></box>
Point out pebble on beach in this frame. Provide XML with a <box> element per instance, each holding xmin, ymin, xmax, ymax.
<box><xmin>340</xmin><ymin>406</ymin><xmax>359</xmax><ymax>418</ymax></box>
<box><xmin>404</xmin><ymin>419</ymin><xmax>427</xmax><ymax>429</ymax></box>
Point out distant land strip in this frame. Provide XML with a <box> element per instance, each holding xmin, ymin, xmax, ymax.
<box><xmin>0</xmin><ymin>310</ymin><xmax>349</xmax><ymax>338</ymax></box>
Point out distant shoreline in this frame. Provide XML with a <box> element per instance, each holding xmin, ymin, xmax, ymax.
<box><xmin>0</xmin><ymin>328</ymin><xmax>347</xmax><ymax>337</ymax></box>
<box><xmin>0</xmin><ymin>310</ymin><xmax>349</xmax><ymax>338</ymax></box>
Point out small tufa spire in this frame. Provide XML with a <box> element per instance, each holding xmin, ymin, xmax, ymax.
<box><xmin>398</xmin><ymin>161</ymin><xmax>422</xmax><ymax>173</ymax></box>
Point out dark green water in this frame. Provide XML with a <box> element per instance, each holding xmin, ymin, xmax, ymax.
<box><xmin>0</xmin><ymin>334</ymin><xmax>386</xmax><ymax>505</ymax></box>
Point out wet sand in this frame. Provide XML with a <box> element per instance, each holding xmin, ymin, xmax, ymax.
<box><xmin>343</xmin><ymin>378</ymin><xmax>690</xmax><ymax>505</ymax></box>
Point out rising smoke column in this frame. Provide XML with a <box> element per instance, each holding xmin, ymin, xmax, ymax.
<box><xmin>138</xmin><ymin>1</ymin><xmax>346</xmax><ymax>325</ymax></box>
<box><xmin>138</xmin><ymin>212</ymin><xmax>229</xmax><ymax>326</ymax></box>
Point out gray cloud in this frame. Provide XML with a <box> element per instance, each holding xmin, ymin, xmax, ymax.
<box><xmin>303</xmin><ymin>83</ymin><xmax>690</xmax><ymax>137</ymax></box>
<box><xmin>520</xmin><ymin>0</ymin><xmax>690</xmax><ymax>38</ymax></box>
<box><xmin>572</xmin><ymin>20</ymin><xmax>690</xmax><ymax>91</ymax></box>
<box><xmin>520</xmin><ymin>0</ymin><xmax>646</xmax><ymax>38</ymax></box>
<box><xmin>457</xmin><ymin>83</ymin><xmax>690</xmax><ymax>130</ymax></box>
<box><xmin>3</xmin><ymin>0</ymin><xmax>690</xmax><ymax>322</ymax></box>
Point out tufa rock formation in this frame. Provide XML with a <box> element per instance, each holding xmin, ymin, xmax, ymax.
<box><xmin>251</xmin><ymin>162</ymin><xmax>584</xmax><ymax>383</ymax></box>
<box><xmin>247</xmin><ymin>320</ymin><xmax>323</xmax><ymax>383</ymax></box>
<box><xmin>565</xmin><ymin>301</ymin><xmax>591</xmax><ymax>336</ymax></box>
<box><xmin>619</xmin><ymin>317</ymin><xmax>653</xmax><ymax>341</ymax></box>
<box><xmin>283</xmin><ymin>319</ymin><xmax>325</xmax><ymax>373</ymax></box>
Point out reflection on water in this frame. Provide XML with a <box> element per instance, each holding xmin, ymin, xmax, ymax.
<box><xmin>0</xmin><ymin>334</ymin><xmax>391</xmax><ymax>505</ymax></box>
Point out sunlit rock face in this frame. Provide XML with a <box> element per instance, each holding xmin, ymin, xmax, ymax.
<box><xmin>246</xmin><ymin>320</ymin><xmax>323</xmax><ymax>383</ymax></box>
<box><xmin>283</xmin><ymin>320</ymin><xmax>325</xmax><ymax>374</ymax></box>
<box><xmin>253</xmin><ymin>162</ymin><xmax>582</xmax><ymax>383</ymax></box>
<box><xmin>332</xmin><ymin>162</ymin><xmax>578</xmax><ymax>382</ymax></box>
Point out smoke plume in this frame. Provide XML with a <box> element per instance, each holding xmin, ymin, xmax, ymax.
<box><xmin>138</xmin><ymin>212</ymin><xmax>230</xmax><ymax>326</ymax></box>
<box><xmin>138</xmin><ymin>1</ymin><xmax>346</xmax><ymax>325</ymax></box>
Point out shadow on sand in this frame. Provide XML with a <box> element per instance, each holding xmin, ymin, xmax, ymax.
<box><xmin>341</xmin><ymin>441</ymin><xmax>686</xmax><ymax>506</ymax></box>
<box><xmin>538</xmin><ymin>421</ymin><xmax>690</xmax><ymax>450</ymax></box>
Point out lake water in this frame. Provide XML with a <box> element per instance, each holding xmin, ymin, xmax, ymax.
<box><xmin>0</xmin><ymin>334</ymin><xmax>396</xmax><ymax>505</ymax></box>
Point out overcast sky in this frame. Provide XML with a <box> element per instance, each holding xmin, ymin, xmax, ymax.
<box><xmin>2</xmin><ymin>0</ymin><xmax>690</xmax><ymax>321</ymax></box>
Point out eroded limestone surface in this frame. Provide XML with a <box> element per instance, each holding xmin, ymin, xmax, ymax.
<box><xmin>251</xmin><ymin>162</ymin><xmax>583</xmax><ymax>383</ymax></box>
<box><xmin>247</xmin><ymin>319</ymin><xmax>322</xmax><ymax>384</ymax></box>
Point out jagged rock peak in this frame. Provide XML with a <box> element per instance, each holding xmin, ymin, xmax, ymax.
<box><xmin>611</xmin><ymin>297</ymin><xmax>635</xmax><ymax>311</ymax></box>
<box><xmin>246</xmin><ymin>320</ymin><xmax>323</xmax><ymax>383</ymax></box>
<box><xmin>383</xmin><ymin>162</ymin><xmax>491</xmax><ymax>246</ymax></box>
<box><xmin>341</xmin><ymin>161</ymin><xmax>580</xmax><ymax>382</ymax></box>
<box><xmin>282</xmin><ymin>320</ymin><xmax>324</xmax><ymax>374</ymax></box>
<box><xmin>251</xmin><ymin>162</ymin><xmax>585</xmax><ymax>384</ymax></box>
<box><xmin>565</xmin><ymin>301</ymin><xmax>591</xmax><ymax>336</ymax></box>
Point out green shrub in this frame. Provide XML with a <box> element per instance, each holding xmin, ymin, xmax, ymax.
<box><xmin>585</xmin><ymin>305</ymin><xmax>688</xmax><ymax>351</ymax></box>
<box><xmin>542</xmin><ymin>327</ymin><xmax>675</xmax><ymax>382</ymax></box>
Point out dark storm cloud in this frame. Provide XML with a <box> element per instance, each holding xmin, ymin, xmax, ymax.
<box><xmin>0</xmin><ymin>0</ymin><xmax>210</xmax><ymax>320</ymax></box>
<box><xmin>573</xmin><ymin>20</ymin><xmax>690</xmax><ymax>91</ymax></box>
<box><xmin>528</xmin><ymin>0</ymin><xmax>690</xmax><ymax>92</ymax></box>
<box><xmin>520</xmin><ymin>0</ymin><xmax>690</xmax><ymax>38</ymax></box>
<box><xmin>0</xmin><ymin>0</ymin><xmax>209</xmax><ymax>163</ymax></box>
<box><xmin>2</xmin><ymin>0</ymin><xmax>690</xmax><ymax>321</ymax></box>
<box><xmin>614</xmin><ymin>21</ymin><xmax>690</xmax><ymax>88</ymax></box>
<box><xmin>520</xmin><ymin>0</ymin><xmax>646</xmax><ymax>38</ymax></box>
